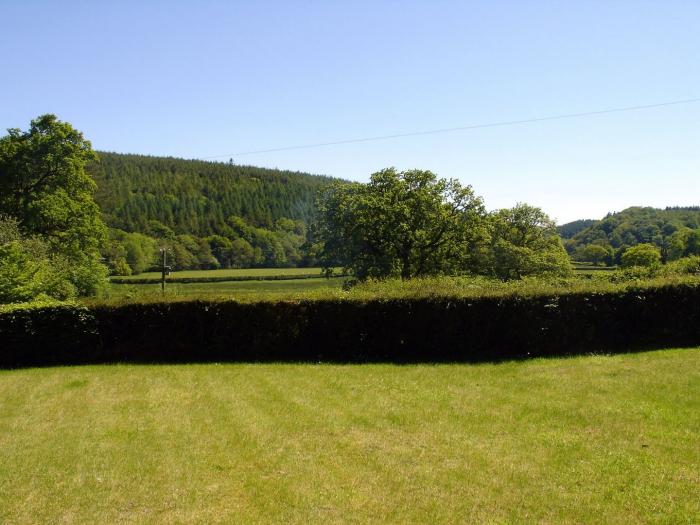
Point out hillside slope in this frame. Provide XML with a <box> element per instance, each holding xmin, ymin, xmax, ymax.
<box><xmin>557</xmin><ymin>219</ymin><xmax>597</xmax><ymax>239</ymax></box>
<box><xmin>565</xmin><ymin>206</ymin><xmax>700</xmax><ymax>262</ymax></box>
<box><xmin>89</xmin><ymin>152</ymin><xmax>337</xmax><ymax>236</ymax></box>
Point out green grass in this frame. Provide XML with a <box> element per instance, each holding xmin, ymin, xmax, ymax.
<box><xmin>111</xmin><ymin>267</ymin><xmax>328</xmax><ymax>281</ymax></box>
<box><xmin>105</xmin><ymin>276</ymin><xmax>346</xmax><ymax>300</ymax></box>
<box><xmin>1</xmin><ymin>349</ymin><xmax>698</xmax><ymax>524</ymax></box>
<box><xmin>93</xmin><ymin>272</ymin><xmax>700</xmax><ymax>305</ymax></box>
<box><xmin>97</xmin><ymin>264</ymin><xmax>700</xmax><ymax>305</ymax></box>
<box><xmin>573</xmin><ymin>264</ymin><xmax>617</xmax><ymax>274</ymax></box>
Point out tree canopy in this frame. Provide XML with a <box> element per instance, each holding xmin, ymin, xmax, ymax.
<box><xmin>90</xmin><ymin>152</ymin><xmax>335</xmax><ymax>235</ymax></box>
<box><xmin>0</xmin><ymin>115</ymin><xmax>107</xmax><ymax>298</ymax></box>
<box><xmin>621</xmin><ymin>243</ymin><xmax>661</xmax><ymax>268</ymax></box>
<box><xmin>85</xmin><ymin>152</ymin><xmax>338</xmax><ymax>275</ymax></box>
<box><xmin>316</xmin><ymin>168</ymin><xmax>487</xmax><ymax>279</ymax></box>
<box><xmin>564</xmin><ymin>206</ymin><xmax>700</xmax><ymax>265</ymax></box>
<box><xmin>0</xmin><ymin>115</ymin><xmax>106</xmax><ymax>256</ymax></box>
<box><xmin>489</xmin><ymin>204</ymin><xmax>572</xmax><ymax>280</ymax></box>
<box><xmin>316</xmin><ymin>169</ymin><xmax>571</xmax><ymax>281</ymax></box>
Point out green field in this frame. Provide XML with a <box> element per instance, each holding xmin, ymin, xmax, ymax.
<box><xmin>572</xmin><ymin>262</ymin><xmax>617</xmax><ymax>275</ymax></box>
<box><xmin>97</xmin><ymin>273</ymin><xmax>700</xmax><ymax>305</ymax></box>
<box><xmin>106</xmin><ymin>276</ymin><xmax>346</xmax><ymax>300</ymax></box>
<box><xmin>1</xmin><ymin>349</ymin><xmax>697</xmax><ymax>524</ymax></box>
<box><xmin>111</xmin><ymin>267</ymin><xmax>328</xmax><ymax>281</ymax></box>
<box><xmin>115</xmin><ymin>263</ymin><xmax>617</xmax><ymax>281</ymax></box>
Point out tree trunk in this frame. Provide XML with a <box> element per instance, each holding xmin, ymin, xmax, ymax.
<box><xmin>401</xmin><ymin>252</ymin><xmax>411</xmax><ymax>280</ymax></box>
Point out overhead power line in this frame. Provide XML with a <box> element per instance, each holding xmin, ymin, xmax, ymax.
<box><xmin>202</xmin><ymin>97</ymin><xmax>700</xmax><ymax>159</ymax></box>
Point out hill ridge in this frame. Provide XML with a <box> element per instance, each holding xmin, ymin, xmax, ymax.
<box><xmin>90</xmin><ymin>151</ymin><xmax>338</xmax><ymax>236</ymax></box>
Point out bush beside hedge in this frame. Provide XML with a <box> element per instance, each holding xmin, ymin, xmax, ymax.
<box><xmin>2</xmin><ymin>283</ymin><xmax>700</xmax><ymax>367</ymax></box>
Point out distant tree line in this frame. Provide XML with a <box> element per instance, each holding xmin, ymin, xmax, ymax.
<box><xmin>103</xmin><ymin>215</ymin><xmax>315</xmax><ymax>275</ymax></box>
<box><xmin>562</xmin><ymin>206</ymin><xmax>700</xmax><ymax>266</ymax></box>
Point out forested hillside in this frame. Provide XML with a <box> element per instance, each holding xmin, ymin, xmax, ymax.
<box><xmin>564</xmin><ymin>206</ymin><xmax>700</xmax><ymax>264</ymax></box>
<box><xmin>87</xmin><ymin>152</ymin><xmax>338</xmax><ymax>273</ymax></box>
<box><xmin>557</xmin><ymin>219</ymin><xmax>597</xmax><ymax>239</ymax></box>
<box><xmin>90</xmin><ymin>152</ymin><xmax>336</xmax><ymax>235</ymax></box>
<box><xmin>84</xmin><ymin>153</ymin><xmax>700</xmax><ymax>274</ymax></box>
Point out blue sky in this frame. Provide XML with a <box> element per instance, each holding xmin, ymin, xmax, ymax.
<box><xmin>1</xmin><ymin>1</ymin><xmax>699</xmax><ymax>223</ymax></box>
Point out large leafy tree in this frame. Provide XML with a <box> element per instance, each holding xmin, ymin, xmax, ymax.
<box><xmin>0</xmin><ymin>115</ymin><xmax>107</xmax><ymax>296</ymax></box>
<box><xmin>316</xmin><ymin>168</ymin><xmax>487</xmax><ymax>279</ymax></box>
<box><xmin>577</xmin><ymin>243</ymin><xmax>613</xmax><ymax>266</ymax></box>
<box><xmin>620</xmin><ymin>243</ymin><xmax>661</xmax><ymax>268</ymax></box>
<box><xmin>489</xmin><ymin>204</ymin><xmax>572</xmax><ymax>280</ymax></box>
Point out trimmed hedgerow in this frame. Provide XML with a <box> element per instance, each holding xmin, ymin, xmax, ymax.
<box><xmin>0</xmin><ymin>301</ymin><xmax>100</xmax><ymax>366</ymax></box>
<box><xmin>1</xmin><ymin>283</ymin><xmax>700</xmax><ymax>367</ymax></box>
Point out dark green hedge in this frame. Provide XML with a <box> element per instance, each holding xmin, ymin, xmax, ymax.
<box><xmin>2</xmin><ymin>283</ymin><xmax>700</xmax><ymax>367</ymax></box>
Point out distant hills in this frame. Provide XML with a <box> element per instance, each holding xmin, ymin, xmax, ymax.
<box><xmin>89</xmin><ymin>152</ymin><xmax>337</xmax><ymax>236</ymax></box>
<box><xmin>89</xmin><ymin>153</ymin><xmax>700</xmax><ymax>268</ymax></box>
<box><xmin>560</xmin><ymin>206</ymin><xmax>700</xmax><ymax>263</ymax></box>
<box><xmin>557</xmin><ymin>219</ymin><xmax>597</xmax><ymax>239</ymax></box>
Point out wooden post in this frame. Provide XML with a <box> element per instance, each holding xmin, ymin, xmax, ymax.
<box><xmin>161</xmin><ymin>248</ymin><xmax>167</xmax><ymax>293</ymax></box>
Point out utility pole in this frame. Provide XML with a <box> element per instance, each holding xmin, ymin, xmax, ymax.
<box><xmin>160</xmin><ymin>248</ymin><xmax>171</xmax><ymax>293</ymax></box>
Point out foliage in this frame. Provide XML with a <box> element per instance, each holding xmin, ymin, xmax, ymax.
<box><xmin>577</xmin><ymin>243</ymin><xmax>612</xmax><ymax>266</ymax></box>
<box><xmin>564</xmin><ymin>206</ymin><xmax>700</xmax><ymax>264</ymax></box>
<box><xmin>90</xmin><ymin>152</ymin><xmax>335</xmax><ymax>234</ymax></box>
<box><xmin>316</xmin><ymin>168</ymin><xmax>488</xmax><ymax>279</ymax></box>
<box><xmin>663</xmin><ymin>255</ymin><xmax>700</xmax><ymax>276</ymax></box>
<box><xmin>0</xmin><ymin>240</ymin><xmax>49</xmax><ymax>303</ymax></box>
<box><xmin>316</xmin><ymin>171</ymin><xmax>572</xmax><ymax>282</ymax></box>
<box><xmin>0</xmin><ymin>115</ymin><xmax>108</xmax><ymax>299</ymax></box>
<box><xmin>557</xmin><ymin>218</ymin><xmax>596</xmax><ymax>239</ymax></box>
<box><xmin>621</xmin><ymin>243</ymin><xmax>662</xmax><ymax>268</ymax></box>
<box><xmin>0</xmin><ymin>115</ymin><xmax>106</xmax><ymax>254</ymax></box>
<box><xmin>489</xmin><ymin>204</ymin><xmax>572</xmax><ymax>280</ymax></box>
<box><xmin>0</xmin><ymin>216</ymin><xmax>80</xmax><ymax>302</ymax></box>
<box><xmin>86</xmin><ymin>151</ymin><xmax>338</xmax><ymax>273</ymax></box>
<box><xmin>102</xmin><ymin>213</ymin><xmax>313</xmax><ymax>274</ymax></box>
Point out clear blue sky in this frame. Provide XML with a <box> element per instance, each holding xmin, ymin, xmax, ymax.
<box><xmin>2</xmin><ymin>1</ymin><xmax>699</xmax><ymax>223</ymax></box>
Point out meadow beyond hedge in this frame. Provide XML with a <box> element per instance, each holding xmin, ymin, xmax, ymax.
<box><xmin>2</xmin><ymin>281</ymin><xmax>700</xmax><ymax>367</ymax></box>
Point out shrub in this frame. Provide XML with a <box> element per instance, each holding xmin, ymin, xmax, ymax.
<box><xmin>663</xmin><ymin>255</ymin><xmax>700</xmax><ymax>276</ymax></box>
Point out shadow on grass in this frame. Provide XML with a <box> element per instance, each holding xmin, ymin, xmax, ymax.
<box><xmin>2</xmin><ymin>343</ymin><xmax>698</xmax><ymax>371</ymax></box>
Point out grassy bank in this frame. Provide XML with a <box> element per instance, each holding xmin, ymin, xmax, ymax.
<box><xmin>0</xmin><ymin>348</ymin><xmax>697</xmax><ymax>524</ymax></box>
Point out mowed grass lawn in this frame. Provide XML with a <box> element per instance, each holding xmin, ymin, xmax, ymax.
<box><xmin>1</xmin><ymin>350</ymin><xmax>698</xmax><ymax>524</ymax></box>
